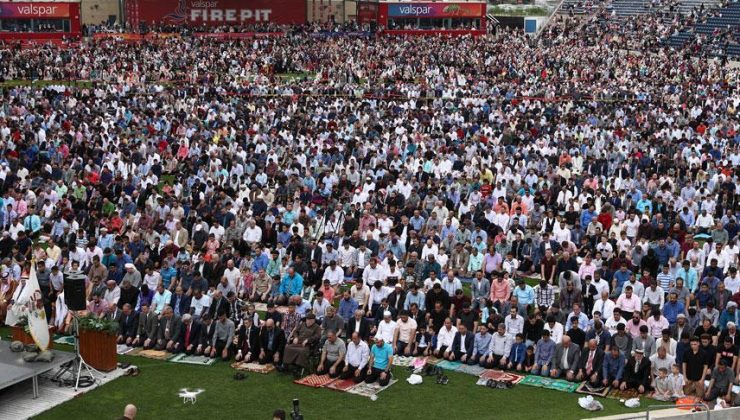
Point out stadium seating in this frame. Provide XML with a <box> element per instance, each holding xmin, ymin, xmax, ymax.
<box><xmin>666</xmin><ymin>1</ymin><xmax>740</xmax><ymax>57</ymax></box>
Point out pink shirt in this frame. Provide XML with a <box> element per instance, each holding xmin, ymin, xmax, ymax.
<box><xmin>626</xmin><ymin>319</ymin><xmax>646</xmax><ymax>338</ymax></box>
<box><xmin>490</xmin><ymin>280</ymin><xmax>510</xmax><ymax>303</ymax></box>
<box><xmin>647</xmin><ymin>316</ymin><xmax>669</xmax><ymax>338</ymax></box>
<box><xmin>616</xmin><ymin>294</ymin><xmax>641</xmax><ymax>314</ymax></box>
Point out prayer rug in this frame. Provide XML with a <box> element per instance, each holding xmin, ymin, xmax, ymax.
<box><xmin>606</xmin><ymin>387</ymin><xmax>641</xmax><ymax>400</ymax></box>
<box><xmin>293</xmin><ymin>374</ymin><xmax>335</xmax><ymax>388</ymax></box>
<box><xmin>425</xmin><ymin>357</ymin><xmax>442</xmax><ymax>366</ymax></box>
<box><xmin>519</xmin><ymin>375</ymin><xmax>579</xmax><ymax>393</ymax></box>
<box><xmin>478</xmin><ymin>370</ymin><xmax>525</xmax><ymax>384</ymax></box>
<box><xmin>455</xmin><ymin>364</ymin><xmax>486</xmax><ymax>376</ymax></box>
<box><xmin>125</xmin><ymin>347</ymin><xmax>144</xmax><ymax>357</ymax></box>
<box><xmin>116</xmin><ymin>344</ymin><xmax>134</xmax><ymax>355</ymax></box>
<box><xmin>230</xmin><ymin>362</ymin><xmax>275</xmax><ymax>374</ymax></box>
<box><xmin>324</xmin><ymin>378</ymin><xmax>358</xmax><ymax>392</ymax></box>
<box><xmin>346</xmin><ymin>379</ymin><xmax>398</xmax><ymax>399</ymax></box>
<box><xmin>392</xmin><ymin>356</ymin><xmax>414</xmax><ymax>367</ymax></box>
<box><xmin>137</xmin><ymin>349</ymin><xmax>174</xmax><ymax>360</ymax></box>
<box><xmin>435</xmin><ymin>360</ymin><xmax>462</xmax><ymax>371</ymax></box>
<box><xmin>411</xmin><ymin>357</ymin><xmax>428</xmax><ymax>369</ymax></box>
<box><xmin>169</xmin><ymin>353</ymin><xmax>216</xmax><ymax>366</ymax></box>
<box><xmin>575</xmin><ymin>381</ymin><xmax>610</xmax><ymax>397</ymax></box>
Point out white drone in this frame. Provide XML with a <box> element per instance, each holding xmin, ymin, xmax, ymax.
<box><xmin>178</xmin><ymin>388</ymin><xmax>204</xmax><ymax>404</ymax></box>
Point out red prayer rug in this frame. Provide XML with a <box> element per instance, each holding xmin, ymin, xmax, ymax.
<box><xmin>324</xmin><ymin>378</ymin><xmax>357</xmax><ymax>392</ymax></box>
<box><xmin>293</xmin><ymin>374</ymin><xmax>335</xmax><ymax>388</ymax></box>
<box><xmin>479</xmin><ymin>370</ymin><xmax>525</xmax><ymax>384</ymax></box>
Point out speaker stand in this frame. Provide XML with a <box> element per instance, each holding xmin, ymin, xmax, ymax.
<box><xmin>52</xmin><ymin>315</ymin><xmax>106</xmax><ymax>390</ymax></box>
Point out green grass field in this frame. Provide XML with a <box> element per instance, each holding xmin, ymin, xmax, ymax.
<box><xmin>32</xmin><ymin>355</ymin><xmax>643</xmax><ymax>420</ymax></box>
<box><xmin>0</xmin><ymin>326</ymin><xmax>643</xmax><ymax>420</ymax></box>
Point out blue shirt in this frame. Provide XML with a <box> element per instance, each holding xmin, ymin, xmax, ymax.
<box><xmin>280</xmin><ymin>273</ymin><xmax>304</xmax><ymax>296</ymax></box>
<box><xmin>580</xmin><ymin>210</ymin><xmax>595</xmax><ymax>227</ymax></box>
<box><xmin>371</xmin><ymin>343</ymin><xmax>393</xmax><ymax>370</ymax></box>
<box><xmin>513</xmin><ymin>285</ymin><xmax>535</xmax><ymax>305</ymax></box>
<box><xmin>509</xmin><ymin>341</ymin><xmax>527</xmax><ymax>364</ymax></box>
<box><xmin>251</xmin><ymin>253</ymin><xmax>269</xmax><ymax>272</ymax></box>
<box><xmin>602</xmin><ymin>353</ymin><xmax>625</xmax><ymax>380</ymax></box>
<box><xmin>654</xmin><ymin>245</ymin><xmax>671</xmax><ymax>266</ymax></box>
<box><xmin>662</xmin><ymin>301</ymin><xmax>685</xmax><ymax>325</ymax></box>
<box><xmin>534</xmin><ymin>338</ymin><xmax>555</xmax><ymax>366</ymax></box>
<box><xmin>338</xmin><ymin>297</ymin><xmax>358</xmax><ymax>321</ymax></box>
<box><xmin>161</xmin><ymin>267</ymin><xmax>177</xmax><ymax>288</ymax></box>
<box><xmin>613</xmin><ymin>269</ymin><xmax>632</xmax><ymax>290</ymax></box>
<box><xmin>409</xmin><ymin>216</ymin><xmax>425</xmax><ymax>232</ymax></box>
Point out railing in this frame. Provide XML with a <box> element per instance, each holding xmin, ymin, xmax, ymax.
<box><xmin>536</xmin><ymin>0</ymin><xmax>565</xmax><ymax>39</ymax></box>
<box><xmin>645</xmin><ymin>402</ymin><xmax>710</xmax><ymax>420</ymax></box>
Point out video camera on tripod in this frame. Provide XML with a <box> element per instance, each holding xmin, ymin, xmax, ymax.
<box><xmin>291</xmin><ymin>398</ymin><xmax>304</xmax><ymax>420</ymax></box>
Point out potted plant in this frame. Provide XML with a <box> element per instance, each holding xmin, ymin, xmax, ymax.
<box><xmin>10</xmin><ymin>315</ymin><xmax>33</xmax><ymax>344</ymax></box>
<box><xmin>11</xmin><ymin>314</ymin><xmax>55</xmax><ymax>348</ymax></box>
<box><xmin>77</xmin><ymin>313</ymin><xmax>118</xmax><ymax>372</ymax></box>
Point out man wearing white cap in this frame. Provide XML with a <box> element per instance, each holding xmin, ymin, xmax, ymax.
<box><xmin>122</xmin><ymin>263</ymin><xmax>142</xmax><ymax>288</ymax></box>
<box><xmin>366</xmin><ymin>335</ymin><xmax>393</xmax><ymax>386</ymax></box>
<box><xmin>375</xmin><ymin>311</ymin><xmax>397</xmax><ymax>345</ymax></box>
<box><xmin>104</xmin><ymin>280</ymin><xmax>121</xmax><ymax>307</ymax></box>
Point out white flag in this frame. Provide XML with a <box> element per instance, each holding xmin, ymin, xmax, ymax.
<box><xmin>7</xmin><ymin>263</ymin><xmax>50</xmax><ymax>351</ymax></box>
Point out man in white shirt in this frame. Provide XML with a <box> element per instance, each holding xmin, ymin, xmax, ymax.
<box><xmin>375</xmin><ymin>311</ymin><xmax>397</xmax><ymax>344</ymax></box>
<box><xmin>591</xmin><ymin>273</ymin><xmax>610</xmax><ymax>297</ymax></box>
<box><xmin>144</xmin><ymin>268</ymin><xmax>162</xmax><ymax>291</ymax></box>
<box><xmin>189</xmin><ymin>289</ymin><xmax>211</xmax><ymax>319</ymax></box>
<box><xmin>222</xmin><ymin>260</ymin><xmax>241</xmax><ymax>290</ymax></box>
<box><xmin>725</xmin><ymin>267</ymin><xmax>740</xmax><ymax>294</ymax></box>
<box><xmin>544</xmin><ymin>316</ymin><xmax>564</xmax><ymax>344</ymax></box>
<box><xmin>605</xmin><ymin>310</ymin><xmax>628</xmax><ymax>336</ymax></box>
<box><xmin>362</xmin><ymin>258</ymin><xmax>386</xmax><ymax>287</ymax></box>
<box><xmin>505</xmin><ymin>307</ymin><xmax>525</xmax><ymax>336</ymax></box>
<box><xmin>323</xmin><ymin>260</ymin><xmax>344</xmax><ymax>287</ymax></box>
<box><xmin>643</xmin><ymin>282</ymin><xmax>665</xmax><ymax>310</ymax></box>
<box><xmin>103</xmin><ymin>280</ymin><xmax>121</xmax><ymax>307</ymax></box>
<box><xmin>338</xmin><ymin>243</ymin><xmax>357</xmax><ymax>275</ymax></box>
<box><xmin>442</xmin><ymin>270</ymin><xmax>462</xmax><ymax>296</ymax></box>
<box><xmin>341</xmin><ymin>332</ymin><xmax>370</xmax><ymax>382</ymax></box>
<box><xmin>434</xmin><ymin>318</ymin><xmax>455</xmax><ymax>357</ymax></box>
<box><xmin>592</xmin><ymin>291</ymin><xmax>616</xmax><ymax>320</ymax></box>
<box><xmin>241</xmin><ymin>220</ymin><xmax>262</xmax><ymax>246</ymax></box>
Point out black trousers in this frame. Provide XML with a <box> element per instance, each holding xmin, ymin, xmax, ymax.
<box><xmin>40</xmin><ymin>285</ymin><xmax>53</xmax><ymax>322</ymax></box>
<box><xmin>365</xmin><ymin>367</ymin><xmax>391</xmax><ymax>386</ymax></box>
<box><xmin>340</xmin><ymin>364</ymin><xmax>366</xmax><ymax>383</ymax></box>
<box><xmin>213</xmin><ymin>339</ymin><xmax>231</xmax><ymax>360</ymax></box>
<box><xmin>259</xmin><ymin>350</ymin><xmax>279</xmax><ymax>364</ymax></box>
<box><xmin>316</xmin><ymin>360</ymin><xmax>345</xmax><ymax>378</ymax></box>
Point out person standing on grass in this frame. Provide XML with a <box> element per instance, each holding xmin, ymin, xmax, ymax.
<box><xmin>682</xmin><ymin>337</ymin><xmax>707</xmax><ymax>397</ymax></box>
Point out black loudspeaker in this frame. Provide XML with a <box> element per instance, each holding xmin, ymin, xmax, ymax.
<box><xmin>63</xmin><ymin>274</ymin><xmax>87</xmax><ymax>311</ymax></box>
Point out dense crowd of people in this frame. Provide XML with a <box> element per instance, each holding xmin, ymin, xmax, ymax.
<box><xmin>0</xmin><ymin>12</ymin><xmax>738</xmax><ymax>405</ymax></box>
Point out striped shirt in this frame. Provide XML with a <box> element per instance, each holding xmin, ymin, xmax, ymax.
<box><xmin>656</xmin><ymin>272</ymin><xmax>674</xmax><ymax>290</ymax></box>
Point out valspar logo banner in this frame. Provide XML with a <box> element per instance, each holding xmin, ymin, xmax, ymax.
<box><xmin>131</xmin><ymin>0</ymin><xmax>305</xmax><ymax>26</ymax></box>
<box><xmin>387</xmin><ymin>3</ymin><xmax>481</xmax><ymax>18</ymax></box>
<box><xmin>0</xmin><ymin>2</ymin><xmax>71</xmax><ymax>18</ymax></box>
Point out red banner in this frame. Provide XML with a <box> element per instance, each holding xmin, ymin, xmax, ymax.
<box><xmin>0</xmin><ymin>2</ymin><xmax>71</xmax><ymax>18</ymax></box>
<box><xmin>92</xmin><ymin>32</ymin><xmax>182</xmax><ymax>41</ymax></box>
<box><xmin>126</xmin><ymin>0</ymin><xmax>306</xmax><ymax>26</ymax></box>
